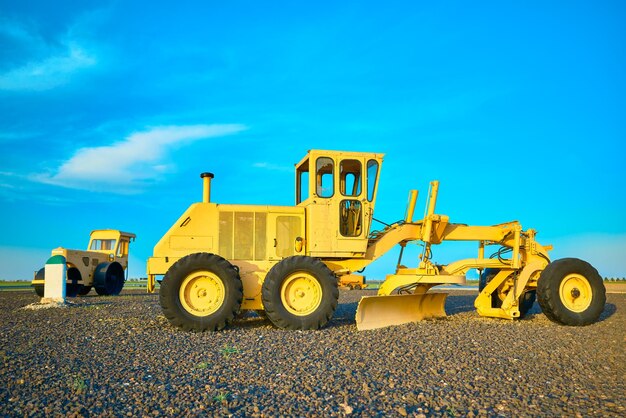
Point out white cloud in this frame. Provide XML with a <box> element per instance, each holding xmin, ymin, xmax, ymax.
<box><xmin>34</xmin><ymin>124</ymin><xmax>247</xmax><ymax>193</ymax></box>
<box><xmin>0</xmin><ymin>44</ymin><xmax>96</xmax><ymax>91</ymax></box>
<box><xmin>0</xmin><ymin>19</ymin><xmax>97</xmax><ymax>91</ymax></box>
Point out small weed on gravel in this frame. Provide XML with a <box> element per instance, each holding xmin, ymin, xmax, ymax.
<box><xmin>445</xmin><ymin>406</ymin><xmax>458</xmax><ymax>417</ymax></box>
<box><xmin>220</xmin><ymin>345</ymin><xmax>239</xmax><ymax>357</ymax></box>
<box><xmin>196</xmin><ymin>362</ymin><xmax>209</xmax><ymax>369</ymax></box>
<box><xmin>70</xmin><ymin>376</ymin><xmax>87</xmax><ymax>393</ymax></box>
<box><xmin>213</xmin><ymin>392</ymin><xmax>229</xmax><ymax>402</ymax></box>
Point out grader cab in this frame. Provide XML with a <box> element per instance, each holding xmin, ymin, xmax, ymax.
<box><xmin>148</xmin><ymin>149</ymin><xmax>606</xmax><ymax>331</ymax></box>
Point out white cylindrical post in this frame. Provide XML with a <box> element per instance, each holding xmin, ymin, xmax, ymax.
<box><xmin>43</xmin><ymin>255</ymin><xmax>66</xmax><ymax>303</ymax></box>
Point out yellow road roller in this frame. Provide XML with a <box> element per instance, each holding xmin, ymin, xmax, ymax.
<box><xmin>33</xmin><ymin>230</ymin><xmax>135</xmax><ymax>297</ymax></box>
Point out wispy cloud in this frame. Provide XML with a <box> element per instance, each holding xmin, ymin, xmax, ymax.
<box><xmin>35</xmin><ymin>124</ymin><xmax>247</xmax><ymax>193</ymax></box>
<box><xmin>253</xmin><ymin>162</ymin><xmax>292</xmax><ymax>172</ymax></box>
<box><xmin>0</xmin><ymin>19</ymin><xmax>97</xmax><ymax>91</ymax></box>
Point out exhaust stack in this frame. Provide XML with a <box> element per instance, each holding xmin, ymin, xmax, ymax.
<box><xmin>200</xmin><ymin>172</ymin><xmax>214</xmax><ymax>203</ymax></box>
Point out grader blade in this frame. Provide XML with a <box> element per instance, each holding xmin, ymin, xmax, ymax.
<box><xmin>355</xmin><ymin>293</ymin><xmax>448</xmax><ymax>331</ymax></box>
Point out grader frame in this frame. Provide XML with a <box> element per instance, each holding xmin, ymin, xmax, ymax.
<box><xmin>148</xmin><ymin>149</ymin><xmax>605</xmax><ymax>331</ymax></box>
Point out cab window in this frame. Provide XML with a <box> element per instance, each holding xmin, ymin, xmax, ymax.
<box><xmin>116</xmin><ymin>240</ymin><xmax>129</xmax><ymax>257</ymax></box>
<box><xmin>367</xmin><ymin>160</ymin><xmax>379</xmax><ymax>202</ymax></box>
<box><xmin>340</xmin><ymin>159</ymin><xmax>362</xmax><ymax>196</ymax></box>
<box><xmin>340</xmin><ymin>200</ymin><xmax>362</xmax><ymax>237</ymax></box>
<box><xmin>316</xmin><ymin>157</ymin><xmax>334</xmax><ymax>198</ymax></box>
<box><xmin>90</xmin><ymin>239</ymin><xmax>116</xmax><ymax>251</ymax></box>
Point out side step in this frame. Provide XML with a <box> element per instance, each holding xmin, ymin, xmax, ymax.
<box><xmin>355</xmin><ymin>293</ymin><xmax>448</xmax><ymax>331</ymax></box>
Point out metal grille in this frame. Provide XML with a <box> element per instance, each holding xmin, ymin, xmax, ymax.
<box><xmin>219</xmin><ymin>211</ymin><xmax>268</xmax><ymax>261</ymax></box>
<box><xmin>219</xmin><ymin>212</ymin><xmax>234</xmax><ymax>259</ymax></box>
<box><xmin>255</xmin><ymin>212</ymin><xmax>267</xmax><ymax>260</ymax></box>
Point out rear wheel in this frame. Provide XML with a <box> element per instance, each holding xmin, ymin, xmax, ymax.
<box><xmin>479</xmin><ymin>268</ymin><xmax>536</xmax><ymax>318</ymax></box>
<box><xmin>32</xmin><ymin>267</ymin><xmax>84</xmax><ymax>298</ymax></box>
<box><xmin>66</xmin><ymin>267</ymin><xmax>82</xmax><ymax>297</ymax></box>
<box><xmin>537</xmin><ymin>258</ymin><xmax>605</xmax><ymax>326</ymax></box>
<box><xmin>159</xmin><ymin>253</ymin><xmax>242</xmax><ymax>331</ymax></box>
<box><xmin>262</xmin><ymin>256</ymin><xmax>338</xmax><ymax>330</ymax></box>
<box><xmin>33</xmin><ymin>268</ymin><xmax>45</xmax><ymax>297</ymax></box>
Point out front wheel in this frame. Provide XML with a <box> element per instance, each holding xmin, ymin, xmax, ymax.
<box><xmin>159</xmin><ymin>253</ymin><xmax>242</xmax><ymax>331</ymax></box>
<box><xmin>94</xmin><ymin>262</ymin><xmax>125</xmax><ymax>296</ymax></box>
<box><xmin>537</xmin><ymin>258</ymin><xmax>605</xmax><ymax>326</ymax></box>
<box><xmin>262</xmin><ymin>256</ymin><xmax>338</xmax><ymax>330</ymax></box>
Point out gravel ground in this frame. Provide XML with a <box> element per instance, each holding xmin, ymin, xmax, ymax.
<box><xmin>1</xmin><ymin>289</ymin><xmax>624</xmax><ymax>417</ymax></box>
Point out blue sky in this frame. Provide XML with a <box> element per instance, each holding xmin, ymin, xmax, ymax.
<box><xmin>1</xmin><ymin>1</ymin><xmax>625</xmax><ymax>280</ymax></box>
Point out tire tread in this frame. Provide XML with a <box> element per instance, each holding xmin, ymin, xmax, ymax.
<box><xmin>537</xmin><ymin>258</ymin><xmax>605</xmax><ymax>326</ymax></box>
<box><xmin>262</xmin><ymin>256</ymin><xmax>338</xmax><ymax>330</ymax></box>
<box><xmin>159</xmin><ymin>253</ymin><xmax>242</xmax><ymax>331</ymax></box>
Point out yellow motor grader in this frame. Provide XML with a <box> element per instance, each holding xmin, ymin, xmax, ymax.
<box><xmin>147</xmin><ymin>150</ymin><xmax>605</xmax><ymax>331</ymax></box>
<box><xmin>32</xmin><ymin>229</ymin><xmax>135</xmax><ymax>297</ymax></box>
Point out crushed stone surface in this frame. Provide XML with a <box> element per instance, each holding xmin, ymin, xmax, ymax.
<box><xmin>1</xmin><ymin>289</ymin><xmax>624</xmax><ymax>417</ymax></box>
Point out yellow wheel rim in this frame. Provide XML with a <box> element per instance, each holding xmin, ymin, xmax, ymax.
<box><xmin>280</xmin><ymin>272</ymin><xmax>322</xmax><ymax>316</ymax></box>
<box><xmin>559</xmin><ymin>273</ymin><xmax>592</xmax><ymax>312</ymax></box>
<box><xmin>179</xmin><ymin>271</ymin><xmax>225</xmax><ymax>317</ymax></box>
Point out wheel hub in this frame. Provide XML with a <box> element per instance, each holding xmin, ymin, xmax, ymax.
<box><xmin>280</xmin><ymin>272</ymin><xmax>322</xmax><ymax>316</ymax></box>
<box><xmin>559</xmin><ymin>274</ymin><xmax>592</xmax><ymax>313</ymax></box>
<box><xmin>179</xmin><ymin>271</ymin><xmax>225</xmax><ymax>317</ymax></box>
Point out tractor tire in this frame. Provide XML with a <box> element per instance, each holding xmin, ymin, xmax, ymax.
<box><xmin>79</xmin><ymin>285</ymin><xmax>92</xmax><ymax>296</ymax></box>
<box><xmin>159</xmin><ymin>253</ymin><xmax>242</xmax><ymax>331</ymax></box>
<box><xmin>66</xmin><ymin>267</ymin><xmax>82</xmax><ymax>297</ymax></box>
<box><xmin>262</xmin><ymin>256</ymin><xmax>338</xmax><ymax>330</ymax></box>
<box><xmin>479</xmin><ymin>268</ymin><xmax>536</xmax><ymax>318</ymax></box>
<box><xmin>33</xmin><ymin>268</ymin><xmax>45</xmax><ymax>297</ymax></box>
<box><xmin>537</xmin><ymin>258</ymin><xmax>605</xmax><ymax>326</ymax></box>
<box><xmin>354</xmin><ymin>284</ymin><xmax>362</xmax><ymax>290</ymax></box>
<box><xmin>94</xmin><ymin>262</ymin><xmax>125</xmax><ymax>296</ymax></box>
